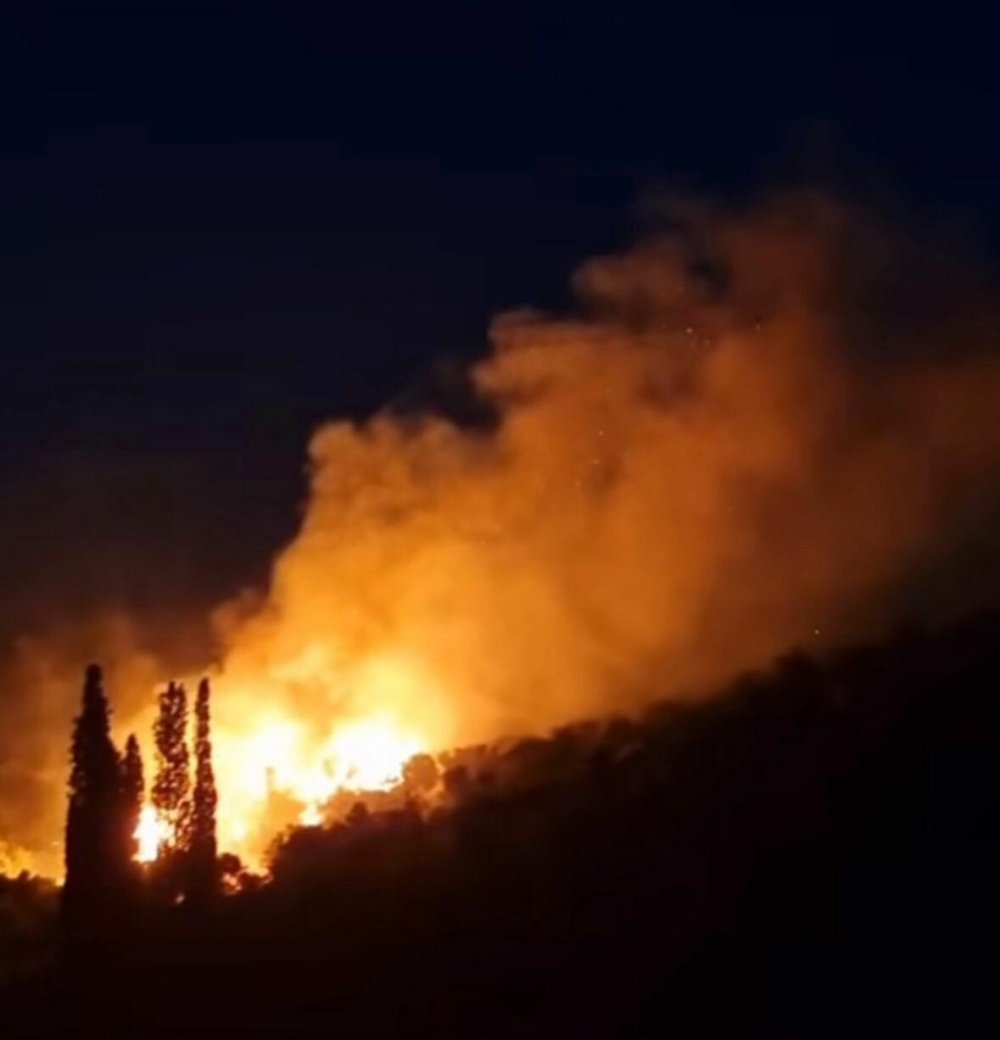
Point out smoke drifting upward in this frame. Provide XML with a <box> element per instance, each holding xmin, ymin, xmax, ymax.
<box><xmin>204</xmin><ymin>192</ymin><xmax>1000</xmax><ymax>858</ymax></box>
<box><xmin>3</xmin><ymin>191</ymin><xmax>1000</xmax><ymax>873</ymax></box>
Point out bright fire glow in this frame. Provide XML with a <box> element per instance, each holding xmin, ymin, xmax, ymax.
<box><xmin>132</xmin><ymin>666</ymin><xmax>439</xmax><ymax>869</ymax></box>
<box><xmin>244</xmin><ymin>713</ymin><xmax>428</xmax><ymax>833</ymax></box>
<box><xmin>323</xmin><ymin>718</ymin><xmax>424</xmax><ymax>792</ymax></box>
<box><xmin>196</xmin><ymin>649</ymin><xmax>453</xmax><ymax>867</ymax></box>
<box><xmin>135</xmin><ymin>804</ymin><xmax>171</xmax><ymax>863</ymax></box>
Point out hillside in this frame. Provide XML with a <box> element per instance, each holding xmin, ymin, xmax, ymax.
<box><xmin>4</xmin><ymin>609</ymin><xmax>998</xmax><ymax>1037</ymax></box>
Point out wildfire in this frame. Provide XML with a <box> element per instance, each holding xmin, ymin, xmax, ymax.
<box><xmin>323</xmin><ymin>718</ymin><xmax>425</xmax><ymax>792</ymax></box>
<box><xmin>259</xmin><ymin>713</ymin><xmax>428</xmax><ymax>826</ymax></box>
<box><xmin>133</xmin><ymin>710</ymin><xmax>430</xmax><ymax>867</ymax></box>
<box><xmin>191</xmin><ymin>648</ymin><xmax>453</xmax><ymax>867</ymax></box>
<box><xmin>135</xmin><ymin>805</ymin><xmax>171</xmax><ymax>863</ymax></box>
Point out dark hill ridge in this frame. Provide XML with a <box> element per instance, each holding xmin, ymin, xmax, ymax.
<box><xmin>4</xmin><ymin>608</ymin><xmax>999</xmax><ymax>1037</ymax></box>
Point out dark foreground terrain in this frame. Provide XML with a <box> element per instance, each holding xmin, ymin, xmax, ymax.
<box><xmin>3</xmin><ymin>610</ymin><xmax>998</xmax><ymax>1038</ymax></box>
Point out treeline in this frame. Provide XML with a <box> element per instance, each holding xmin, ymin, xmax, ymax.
<box><xmin>3</xmin><ymin>608</ymin><xmax>998</xmax><ymax>1037</ymax></box>
<box><xmin>246</xmin><ymin>609</ymin><xmax>997</xmax><ymax>1038</ymax></box>
<box><xmin>61</xmin><ymin>666</ymin><xmax>219</xmax><ymax>936</ymax></box>
<box><xmin>0</xmin><ymin>872</ymin><xmax>57</xmax><ymax>988</ymax></box>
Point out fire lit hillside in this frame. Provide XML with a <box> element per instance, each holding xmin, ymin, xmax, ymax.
<box><xmin>5</xmin><ymin>609</ymin><xmax>999</xmax><ymax>1038</ymax></box>
<box><xmin>133</xmin><ymin>702</ymin><xmax>430</xmax><ymax>867</ymax></box>
<box><xmin>144</xmin><ymin>194</ymin><xmax>1000</xmax><ymax>871</ymax></box>
<box><xmin>9</xmin><ymin>7</ymin><xmax>1000</xmax><ymax>1036</ymax></box>
<box><xmin>3</xmin><ymin>193</ymin><xmax>1000</xmax><ymax>880</ymax></box>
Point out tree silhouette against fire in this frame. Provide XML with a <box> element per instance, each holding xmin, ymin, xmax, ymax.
<box><xmin>30</xmin><ymin>609</ymin><xmax>1000</xmax><ymax>1037</ymax></box>
<box><xmin>61</xmin><ymin>667</ymin><xmax>219</xmax><ymax>927</ymax></box>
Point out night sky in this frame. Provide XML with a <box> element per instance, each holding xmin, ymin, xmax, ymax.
<box><xmin>6</xmin><ymin>3</ymin><xmax>999</xmax><ymax>632</ymax></box>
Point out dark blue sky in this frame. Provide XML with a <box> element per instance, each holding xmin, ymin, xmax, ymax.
<box><xmin>3</xmin><ymin>2</ymin><xmax>998</xmax><ymax>624</ymax></box>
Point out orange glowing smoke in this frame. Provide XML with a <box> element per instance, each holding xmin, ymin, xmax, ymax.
<box><xmin>193</xmin><ymin>196</ymin><xmax>1000</xmax><ymax>868</ymax></box>
<box><xmin>3</xmin><ymin>191</ymin><xmax>1000</xmax><ymax>879</ymax></box>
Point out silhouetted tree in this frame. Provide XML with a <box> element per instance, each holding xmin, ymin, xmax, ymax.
<box><xmin>62</xmin><ymin>664</ymin><xmax>124</xmax><ymax>928</ymax></box>
<box><xmin>120</xmin><ymin>734</ymin><xmax>144</xmax><ymax>867</ymax></box>
<box><xmin>151</xmin><ymin>682</ymin><xmax>191</xmax><ymax>855</ymax></box>
<box><xmin>189</xmin><ymin>678</ymin><xmax>218</xmax><ymax>900</ymax></box>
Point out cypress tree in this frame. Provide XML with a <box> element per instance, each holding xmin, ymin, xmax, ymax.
<box><xmin>62</xmin><ymin>664</ymin><xmax>123</xmax><ymax>927</ymax></box>
<box><xmin>190</xmin><ymin>678</ymin><xmax>219</xmax><ymax>899</ymax></box>
<box><xmin>151</xmin><ymin>681</ymin><xmax>191</xmax><ymax>855</ymax></box>
<box><xmin>120</xmin><ymin>734</ymin><xmax>144</xmax><ymax>866</ymax></box>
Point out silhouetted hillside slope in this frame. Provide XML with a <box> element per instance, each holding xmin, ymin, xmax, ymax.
<box><xmin>5</xmin><ymin>609</ymin><xmax>999</xmax><ymax>1038</ymax></box>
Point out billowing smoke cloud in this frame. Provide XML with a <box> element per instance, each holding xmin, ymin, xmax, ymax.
<box><xmin>3</xmin><ymin>191</ymin><xmax>1000</xmax><ymax>874</ymax></box>
<box><xmin>214</xmin><ymin>192</ymin><xmax>1000</xmax><ymax>740</ymax></box>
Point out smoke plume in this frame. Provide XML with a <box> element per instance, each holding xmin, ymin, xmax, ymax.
<box><xmin>3</xmin><ymin>191</ymin><xmax>1000</xmax><ymax>873</ymax></box>
<box><xmin>215</xmin><ymin>191</ymin><xmax>1000</xmax><ymax>732</ymax></box>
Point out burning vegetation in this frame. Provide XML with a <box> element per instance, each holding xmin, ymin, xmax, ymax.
<box><xmin>2</xmin><ymin>191</ymin><xmax>1000</xmax><ymax>879</ymax></box>
<box><xmin>60</xmin><ymin>661</ymin><xmax>439</xmax><ymax>901</ymax></box>
<box><xmin>61</xmin><ymin>669</ymin><xmax>221</xmax><ymax>920</ymax></box>
<box><xmin>4</xmin><ymin>609</ymin><xmax>998</xmax><ymax>1037</ymax></box>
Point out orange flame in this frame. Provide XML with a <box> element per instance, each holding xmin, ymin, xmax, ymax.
<box><xmin>135</xmin><ymin>805</ymin><xmax>171</xmax><ymax>863</ymax></box>
<box><xmin>132</xmin><ymin>664</ymin><xmax>435</xmax><ymax>868</ymax></box>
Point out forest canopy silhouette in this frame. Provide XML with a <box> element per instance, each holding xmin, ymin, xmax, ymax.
<box><xmin>1</xmin><ymin>609</ymin><xmax>998</xmax><ymax>1037</ymax></box>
